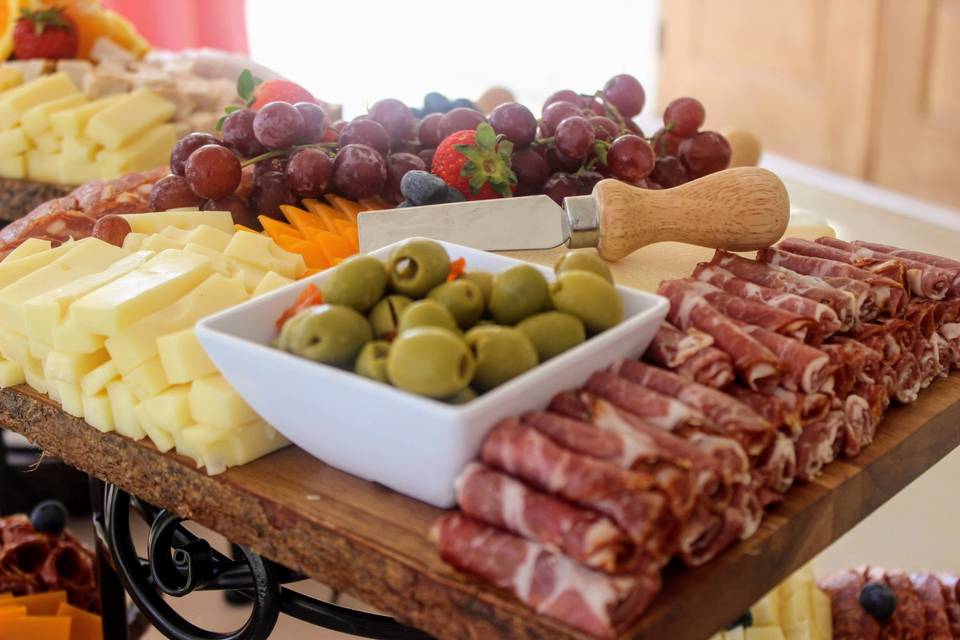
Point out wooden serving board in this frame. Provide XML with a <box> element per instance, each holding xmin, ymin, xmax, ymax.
<box><xmin>0</xmin><ymin>177</ymin><xmax>72</xmax><ymax>223</ymax></box>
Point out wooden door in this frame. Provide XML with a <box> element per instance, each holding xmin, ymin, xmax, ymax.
<box><xmin>659</xmin><ymin>0</ymin><xmax>880</xmax><ymax>177</ymax></box>
<box><xmin>869</xmin><ymin>0</ymin><xmax>960</xmax><ymax>208</ymax></box>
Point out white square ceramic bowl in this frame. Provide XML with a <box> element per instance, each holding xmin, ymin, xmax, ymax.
<box><xmin>196</xmin><ymin>239</ymin><xmax>668</xmax><ymax>507</ymax></box>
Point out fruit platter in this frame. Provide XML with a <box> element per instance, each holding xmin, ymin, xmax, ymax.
<box><xmin>0</xmin><ymin>20</ymin><xmax>958</xmax><ymax>639</ymax></box>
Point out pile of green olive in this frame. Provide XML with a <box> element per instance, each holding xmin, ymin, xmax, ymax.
<box><xmin>274</xmin><ymin>239</ymin><xmax>624</xmax><ymax>403</ymax></box>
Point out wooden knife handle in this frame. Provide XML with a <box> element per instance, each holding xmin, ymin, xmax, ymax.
<box><xmin>592</xmin><ymin>167</ymin><xmax>789</xmax><ymax>261</ymax></box>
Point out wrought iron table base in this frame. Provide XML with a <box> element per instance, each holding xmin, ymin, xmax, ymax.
<box><xmin>89</xmin><ymin>478</ymin><xmax>432</xmax><ymax>640</ymax></box>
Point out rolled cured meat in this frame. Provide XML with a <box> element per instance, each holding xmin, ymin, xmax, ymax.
<box><xmin>751</xmin><ymin>431</ymin><xmax>797</xmax><ymax>495</ymax></box>
<box><xmin>723</xmin><ymin>385</ymin><xmax>785</xmax><ymax>429</ymax></box>
<box><xmin>839</xmin><ymin>239</ymin><xmax>960</xmax><ymax>300</ymax></box>
<box><xmin>787</xmin><ymin>237</ymin><xmax>910</xmax><ymax>290</ymax></box>
<box><xmin>874</xmin><ymin>568</ymin><xmax>927</xmax><ymax>640</ymax></box>
<box><xmin>616</xmin><ymin>360</ymin><xmax>775</xmax><ymax>456</ymax></box>
<box><xmin>940</xmin><ymin>323</ymin><xmax>960</xmax><ymax>370</ymax></box>
<box><xmin>676</xmin><ymin>347</ymin><xmax>736</xmax><ymax>388</ymax></box>
<box><xmin>645</xmin><ymin>323</ymin><xmax>736</xmax><ymax>388</ymax></box>
<box><xmin>712</xmin><ymin>249</ymin><xmax>858</xmax><ymax>328</ymax></box>
<box><xmin>656</xmin><ymin>279</ymin><xmax>781</xmax><ymax>391</ymax></box>
<box><xmin>432</xmin><ymin>514</ymin><xmax>661</xmax><ymax>639</ymax></box>
<box><xmin>819</xmin><ymin>569</ymin><xmax>882</xmax><ymax>640</ymax></box>
<box><xmin>910</xmin><ymin>572</ymin><xmax>953</xmax><ymax>638</ymax></box>
<box><xmin>732</xmin><ymin>321</ymin><xmax>833</xmax><ymax>394</ymax></box>
<box><xmin>935</xmin><ymin>573</ymin><xmax>960</xmax><ymax>638</ymax></box>
<box><xmin>794</xmin><ymin>415</ymin><xmax>841</xmax><ymax>481</ymax></box>
<box><xmin>455</xmin><ymin>463</ymin><xmax>636</xmax><ymax>573</ymax></box>
<box><xmin>905</xmin><ymin>300</ymin><xmax>938</xmax><ymax>340</ymax></box>
<box><xmin>583</xmin><ymin>371</ymin><xmax>707</xmax><ymax>433</ymax></box>
<box><xmin>481</xmin><ymin>418</ymin><xmax>670</xmax><ymax>552</ymax></box>
<box><xmin>772</xmin><ymin>388</ymin><xmax>831</xmax><ymax>434</ymax></box>
<box><xmin>693</xmin><ymin>263</ymin><xmax>843</xmax><ymax>336</ymax></box>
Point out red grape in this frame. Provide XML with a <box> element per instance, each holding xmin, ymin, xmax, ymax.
<box><xmin>203</xmin><ymin>195</ymin><xmax>255</xmax><ymax>227</ymax></box>
<box><xmin>578</xmin><ymin>170</ymin><xmax>604</xmax><ymax>193</ymax></box>
<box><xmin>185</xmin><ymin>145</ymin><xmax>242</xmax><ymax>199</ymax></box>
<box><xmin>542</xmin><ymin>89</ymin><xmax>583</xmax><ymax>111</ymax></box>
<box><xmin>391</xmin><ymin>140</ymin><xmax>421</xmax><ymax>155</ymax></box>
<box><xmin>653</xmin><ymin>131</ymin><xmax>682</xmax><ymax>157</ymax></box>
<box><xmin>286</xmin><ymin>148</ymin><xmax>334</xmax><ymax>197</ymax></box>
<box><xmin>149</xmin><ymin>174</ymin><xmax>205</xmax><ymax>211</ymax></box>
<box><xmin>382</xmin><ymin>152</ymin><xmax>426</xmax><ymax>204</ymax></box>
<box><xmin>253</xmin><ymin>102</ymin><xmax>304</xmax><ymax>150</ymax></box>
<box><xmin>678</xmin><ymin>131</ymin><xmax>731</xmax><ymax>178</ymax></box>
<box><xmin>602</xmin><ymin>74</ymin><xmax>645</xmax><ymax>118</ymax></box>
<box><xmin>333</xmin><ymin>144</ymin><xmax>388</xmax><ymax>200</ymax></box>
<box><xmin>417</xmin><ymin>148</ymin><xmax>435</xmax><ymax>167</ymax></box>
<box><xmin>554</xmin><ymin>116</ymin><xmax>596</xmax><ymax>161</ymax></box>
<box><xmin>338</xmin><ymin>118</ymin><xmax>391</xmax><ymax>156</ymax></box>
<box><xmin>543</xmin><ymin>172</ymin><xmax>586</xmax><ymax>204</ymax></box>
<box><xmin>624</xmin><ymin>119</ymin><xmax>644</xmax><ymax>136</ymax></box>
<box><xmin>588</xmin><ymin>116</ymin><xmax>619</xmax><ymax>141</ymax></box>
<box><xmin>437</xmin><ymin>107</ymin><xmax>486</xmax><ymax>140</ymax></box>
<box><xmin>607</xmin><ymin>134</ymin><xmax>655</xmax><ymax>182</ymax></box>
<box><xmin>294</xmin><ymin>102</ymin><xmax>328</xmax><ymax>144</ymax></box>
<box><xmin>489</xmin><ymin>102</ymin><xmax>537</xmax><ymax>148</ymax></box>
<box><xmin>368</xmin><ymin>98</ymin><xmax>415</xmax><ymax>144</ymax></box>
<box><xmin>510</xmin><ymin>148</ymin><xmax>549</xmax><ymax>197</ymax></box>
<box><xmin>222</xmin><ymin>109</ymin><xmax>265</xmax><ymax>159</ymax></box>
<box><xmin>254</xmin><ymin>156</ymin><xmax>288</xmax><ymax>181</ymax></box>
<box><xmin>583</xmin><ymin>98</ymin><xmax>606</xmax><ymax>116</ymax></box>
<box><xmin>649</xmin><ymin>155</ymin><xmax>689</xmax><ymax>188</ymax></box>
<box><xmin>540</xmin><ymin>101</ymin><xmax>581</xmax><ymax>137</ymax></box>
<box><xmin>331</xmin><ymin>119</ymin><xmax>348</xmax><ymax>132</ymax></box>
<box><xmin>418</xmin><ymin>113</ymin><xmax>444</xmax><ymax>147</ymax></box>
<box><xmin>250</xmin><ymin>171</ymin><xmax>297</xmax><ymax>221</ymax></box>
<box><xmin>170</xmin><ymin>132</ymin><xmax>218</xmax><ymax>176</ymax></box>
<box><xmin>663</xmin><ymin>97</ymin><xmax>705</xmax><ymax>138</ymax></box>
<box><xmin>544</xmin><ymin>146</ymin><xmax>581</xmax><ymax>173</ymax></box>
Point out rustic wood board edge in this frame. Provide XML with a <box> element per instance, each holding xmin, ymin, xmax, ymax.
<box><xmin>0</xmin><ymin>177</ymin><xmax>73</xmax><ymax>223</ymax></box>
<box><xmin>2</xmin><ymin>375</ymin><xmax>960</xmax><ymax>640</ymax></box>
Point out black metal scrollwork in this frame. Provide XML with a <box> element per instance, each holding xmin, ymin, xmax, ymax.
<box><xmin>96</xmin><ymin>482</ymin><xmax>432</xmax><ymax>640</ymax></box>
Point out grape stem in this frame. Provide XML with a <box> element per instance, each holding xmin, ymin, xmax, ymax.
<box><xmin>593</xmin><ymin>91</ymin><xmax>630</xmax><ymax>133</ymax></box>
<box><xmin>240</xmin><ymin>142</ymin><xmax>338</xmax><ymax>167</ymax></box>
<box><xmin>648</xmin><ymin>123</ymin><xmax>675</xmax><ymax>156</ymax></box>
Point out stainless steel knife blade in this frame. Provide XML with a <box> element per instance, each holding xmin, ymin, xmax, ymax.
<box><xmin>358</xmin><ymin>195</ymin><xmax>573</xmax><ymax>254</ymax></box>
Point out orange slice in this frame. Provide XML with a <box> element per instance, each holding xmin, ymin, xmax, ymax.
<box><xmin>0</xmin><ymin>0</ymin><xmax>20</xmax><ymax>61</ymax></box>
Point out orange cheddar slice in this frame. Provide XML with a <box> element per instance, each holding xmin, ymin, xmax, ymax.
<box><xmin>234</xmin><ymin>224</ymin><xmax>259</xmax><ymax>234</ymax></box>
<box><xmin>0</xmin><ymin>605</ymin><xmax>27</xmax><ymax>616</ymax></box>
<box><xmin>8</xmin><ymin>590</ymin><xmax>67</xmax><ymax>615</ymax></box>
<box><xmin>257</xmin><ymin>216</ymin><xmax>302</xmax><ymax>242</ymax></box>
<box><xmin>358</xmin><ymin>196</ymin><xmax>389</xmax><ymax>211</ymax></box>
<box><xmin>288</xmin><ymin>241</ymin><xmax>330</xmax><ymax>270</ymax></box>
<box><xmin>308</xmin><ymin>229</ymin><xmax>354</xmax><ymax>263</ymax></box>
<box><xmin>280</xmin><ymin>204</ymin><xmax>326</xmax><ymax>236</ymax></box>
<box><xmin>0</xmin><ymin>615</ymin><xmax>71</xmax><ymax>639</ymax></box>
<box><xmin>324</xmin><ymin>194</ymin><xmax>362</xmax><ymax>221</ymax></box>
<box><xmin>57</xmin><ymin>602</ymin><xmax>103</xmax><ymax>640</ymax></box>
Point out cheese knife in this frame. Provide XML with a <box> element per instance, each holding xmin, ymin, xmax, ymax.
<box><xmin>358</xmin><ymin>166</ymin><xmax>790</xmax><ymax>261</ymax></box>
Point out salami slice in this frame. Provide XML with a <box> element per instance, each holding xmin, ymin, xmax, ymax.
<box><xmin>454</xmin><ymin>463</ymin><xmax>636</xmax><ymax>573</ymax></box>
<box><xmin>910</xmin><ymin>572</ymin><xmax>953</xmax><ymax>638</ymax></box>
<box><xmin>935</xmin><ymin>573</ymin><xmax>960</xmax><ymax>638</ymax></box>
<box><xmin>675</xmin><ymin>346</ymin><xmax>736</xmax><ymax>388</ymax></box>
<box><xmin>582</xmin><ymin>371</ymin><xmax>707</xmax><ymax>433</ymax></box>
<box><xmin>0</xmin><ymin>212</ymin><xmax>95</xmax><ymax>260</ymax></box>
<box><xmin>693</xmin><ymin>262</ymin><xmax>843</xmax><ymax>336</ymax></box>
<box><xmin>819</xmin><ymin>570</ymin><xmax>882</xmax><ymax>640</ymax></box>
<box><xmin>732</xmin><ymin>321</ymin><xmax>833</xmax><ymax>393</ymax></box>
<box><xmin>657</xmin><ymin>279</ymin><xmax>781</xmax><ymax>391</ymax></box>
<box><xmin>432</xmin><ymin>514</ymin><xmax>660</xmax><ymax>639</ymax></box>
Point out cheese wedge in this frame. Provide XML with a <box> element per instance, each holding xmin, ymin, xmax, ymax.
<box><xmin>80</xmin><ymin>359</ymin><xmax>118</xmax><ymax>396</ymax></box>
<box><xmin>105</xmin><ymin>273</ymin><xmax>247</xmax><ymax>374</ymax></box>
<box><xmin>106</xmin><ymin>379</ymin><xmax>144</xmax><ymax>439</ymax></box>
<box><xmin>751</xmin><ymin>590</ymin><xmax>781</xmax><ymax>627</ymax></box>
<box><xmin>223</xmin><ymin>232</ymin><xmax>306</xmax><ymax>279</ymax></box>
<box><xmin>45</xmin><ymin>349</ymin><xmax>109</xmax><ymax>384</ymax></box>
<box><xmin>780</xmin><ymin>587</ymin><xmax>812</xmax><ymax>632</ymax></box>
<box><xmin>27</xmin><ymin>337</ymin><xmax>51</xmax><ymax>360</ymax></box>
<box><xmin>23</xmin><ymin>250</ymin><xmax>154</xmax><ymax>345</ymax></box>
<box><xmin>121</xmin><ymin>210</ymin><xmax>235</xmax><ymax>235</ymax></box>
<box><xmin>140</xmin><ymin>234</ymin><xmax>185</xmax><ymax>252</ymax></box>
<box><xmin>252</xmin><ymin>271</ymin><xmax>294</xmax><ymax>297</ymax></box>
<box><xmin>22</xmin><ymin>92</ymin><xmax>86</xmax><ymax>137</ymax></box>
<box><xmin>142</xmin><ymin>384</ymin><xmax>192</xmax><ymax>430</ymax></box>
<box><xmin>178</xmin><ymin>420</ymin><xmax>288</xmax><ymax>474</ymax></box>
<box><xmin>51</xmin><ymin>94</ymin><xmax>122</xmax><ymax>138</ymax></box>
<box><xmin>157</xmin><ymin>328</ymin><xmax>217</xmax><ymax>384</ymax></box>
<box><xmin>33</xmin><ymin>131</ymin><xmax>60</xmax><ymax>153</ymax></box>
<box><xmin>161</xmin><ymin>225</ymin><xmax>233</xmax><ymax>252</ymax></box>
<box><xmin>85</xmin><ymin>88</ymin><xmax>175</xmax><ymax>149</ymax></box>
<box><xmin>52</xmin><ymin>315</ymin><xmax>106</xmax><ymax>354</ymax></box>
<box><xmin>181</xmin><ymin>242</ymin><xmax>235</xmax><ymax>278</ymax></box>
<box><xmin>0</xmin><ymin>155</ymin><xmax>26</xmax><ymax>179</ymax></box>
<box><xmin>0</xmin><ymin>128</ymin><xmax>30</xmax><ymax>155</ymax></box>
<box><xmin>0</xmin><ymin>73</ymin><xmax>78</xmax><ymax>129</ymax></box>
<box><xmin>54</xmin><ymin>380</ymin><xmax>84</xmax><ymax>418</ymax></box>
<box><xmin>82</xmin><ymin>391</ymin><xmax>114</xmax><ymax>433</ymax></box>
<box><xmin>71</xmin><ymin>249</ymin><xmax>214</xmax><ymax>336</ymax></box>
<box><xmin>4</xmin><ymin>238</ymin><xmax>52</xmax><ymax>262</ymax></box>
<box><xmin>96</xmin><ymin>123</ymin><xmax>175</xmax><ymax>178</ymax></box>
<box><xmin>22</xmin><ymin>355</ymin><xmax>46</xmax><ymax>394</ymax></box>
<box><xmin>188</xmin><ymin>374</ymin><xmax>258</xmax><ymax>428</ymax></box>
<box><xmin>0</xmin><ymin>327</ymin><xmax>29</xmax><ymax>365</ymax></box>
<box><xmin>134</xmin><ymin>403</ymin><xmax>174</xmax><ymax>452</ymax></box>
<box><xmin>124</xmin><ymin>356</ymin><xmax>171</xmax><ymax>401</ymax></box>
<box><xmin>122</xmin><ymin>232</ymin><xmax>147</xmax><ymax>251</ymax></box>
<box><xmin>0</xmin><ymin>238</ymin><xmax>127</xmax><ymax>333</ymax></box>
<box><xmin>0</xmin><ymin>359</ymin><xmax>24</xmax><ymax>387</ymax></box>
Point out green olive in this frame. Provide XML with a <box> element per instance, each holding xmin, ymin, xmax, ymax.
<box><xmin>516</xmin><ymin>311</ymin><xmax>586</xmax><ymax>360</ymax></box>
<box><xmin>387</xmin><ymin>327</ymin><xmax>475</xmax><ymax>398</ymax></box>
<box><xmin>397</xmin><ymin>299</ymin><xmax>459</xmax><ymax>334</ymax></box>
<box><xmin>354</xmin><ymin>340</ymin><xmax>390</xmax><ymax>382</ymax></box>
<box><xmin>488</xmin><ymin>264</ymin><xmax>549</xmax><ymax>325</ymax></box>
<box><xmin>444</xmin><ymin>387</ymin><xmax>477</xmax><ymax>405</ymax></box>
<box><xmin>428</xmin><ymin>280</ymin><xmax>484</xmax><ymax>329</ymax></box>
<box><xmin>368</xmin><ymin>295</ymin><xmax>412</xmax><ymax>340</ymax></box>
<box><xmin>465</xmin><ymin>325</ymin><xmax>539</xmax><ymax>392</ymax></box>
<box><xmin>387</xmin><ymin>239</ymin><xmax>450</xmax><ymax>297</ymax></box>
<box><xmin>554</xmin><ymin>251</ymin><xmax>613</xmax><ymax>283</ymax></box>
<box><xmin>278</xmin><ymin>304</ymin><xmax>372</xmax><ymax>366</ymax></box>
<box><xmin>460</xmin><ymin>271</ymin><xmax>493</xmax><ymax>308</ymax></box>
<box><xmin>321</xmin><ymin>255</ymin><xmax>387</xmax><ymax>312</ymax></box>
<box><xmin>549</xmin><ymin>270</ymin><xmax>623</xmax><ymax>334</ymax></box>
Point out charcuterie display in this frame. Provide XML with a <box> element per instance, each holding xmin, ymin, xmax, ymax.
<box><xmin>433</xmin><ymin>237</ymin><xmax>960</xmax><ymax>637</ymax></box>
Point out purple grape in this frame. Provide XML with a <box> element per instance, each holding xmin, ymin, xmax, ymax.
<box><xmin>663</xmin><ymin>97</ymin><xmax>705</xmax><ymax>138</ymax></box>
<box><xmin>286</xmin><ymin>148</ymin><xmax>333</xmax><ymax>197</ymax></box>
<box><xmin>602</xmin><ymin>74</ymin><xmax>646</xmax><ymax>118</ymax></box>
<box><xmin>253</xmin><ymin>156</ymin><xmax>288</xmax><ymax>181</ymax></box>
<box><xmin>149</xmin><ymin>174</ymin><xmax>205</xmax><ymax>211</ymax></box>
<box><xmin>543</xmin><ymin>89</ymin><xmax>583</xmax><ymax>111</ymax></box>
<box><xmin>607</xmin><ymin>134</ymin><xmax>655</xmax><ymax>182</ymax></box>
<box><xmin>437</xmin><ymin>107</ymin><xmax>485</xmax><ymax>140</ymax></box>
<box><xmin>368</xmin><ymin>98</ymin><xmax>415</xmax><ymax>144</ymax></box>
<box><xmin>554</xmin><ymin>116</ymin><xmax>596</xmax><ymax>161</ymax></box>
<box><xmin>679</xmin><ymin>131</ymin><xmax>731</xmax><ymax>178</ymax></box>
<box><xmin>391</xmin><ymin>140</ymin><xmax>421</xmax><ymax>155</ymax></box>
<box><xmin>542</xmin><ymin>172</ymin><xmax>585</xmax><ymax>204</ymax></box>
<box><xmin>418</xmin><ymin>112</ymin><xmax>444</xmax><ymax>147</ymax></box>
<box><xmin>540</xmin><ymin>101</ymin><xmax>581</xmax><ymax>137</ymax></box>
<box><xmin>221</xmin><ymin>109</ymin><xmax>265</xmax><ymax>159</ymax></box>
<box><xmin>333</xmin><ymin>144</ymin><xmax>388</xmax><ymax>200</ymax></box>
<box><xmin>578</xmin><ymin>170</ymin><xmax>604</xmax><ymax>193</ymax></box>
<box><xmin>250</xmin><ymin>171</ymin><xmax>297</xmax><ymax>221</ymax></box>
<box><xmin>382</xmin><ymin>152</ymin><xmax>426</xmax><ymax>204</ymax></box>
<box><xmin>583</xmin><ymin>98</ymin><xmax>606</xmax><ymax>116</ymax></box>
<box><xmin>170</xmin><ymin>132</ymin><xmax>218</xmax><ymax>176</ymax></box>
<box><xmin>417</xmin><ymin>148</ymin><xmax>435</xmax><ymax>167</ymax></box>
<box><xmin>489</xmin><ymin>102</ymin><xmax>537</xmax><ymax>148</ymax></box>
<box><xmin>338</xmin><ymin>118</ymin><xmax>391</xmax><ymax>156</ymax></box>
<box><xmin>294</xmin><ymin>102</ymin><xmax>328</xmax><ymax>144</ymax></box>
<box><xmin>649</xmin><ymin>155</ymin><xmax>689</xmax><ymax>188</ymax></box>
<box><xmin>331</xmin><ymin>119</ymin><xmax>348</xmax><ymax>132</ymax></box>
<box><xmin>185</xmin><ymin>145</ymin><xmax>242</xmax><ymax>199</ymax></box>
<box><xmin>253</xmin><ymin>102</ymin><xmax>304</xmax><ymax>150</ymax></box>
<box><xmin>203</xmin><ymin>195</ymin><xmax>255</xmax><ymax>228</ymax></box>
<box><xmin>510</xmin><ymin>148</ymin><xmax>549</xmax><ymax>197</ymax></box>
<box><xmin>588</xmin><ymin>116</ymin><xmax>619</xmax><ymax>141</ymax></box>
<box><xmin>544</xmin><ymin>146</ymin><xmax>581</xmax><ymax>173</ymax></box>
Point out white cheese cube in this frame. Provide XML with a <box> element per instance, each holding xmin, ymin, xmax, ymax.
<box><xmin>142</xmin><ymin>385</ymin><xmax>192</xmax><ymax>431</ymax></box>
<box><xmin>133</xmin><ymin>403</ymin><xmax>174</xmax><ymax>452</ymax></box>
<box><xmin>28</xmin><ymin>338</ymin><xmax>52</xmax><ymax>360</ymax></box>
<box><xmin>50</xmin><ymin>94</ymin><xmax>122</xmax><ymax>138</ymax></box>
<box><xmin>811</xmin><ymin>586</ymin><xmax>831</xmax><ymax>640</ymax></box>
<box><xmin>0</xmin><ymin>67</ymin><xmax>23</xmax><ymax>93</ymax></box>
<box><xmin>188</xmin><ymin>374</ymin><xmax>258</xmax><ymax>428</ymax></box>
<box><xmin>54</xmin><ymin>380</ymin><xmax>84</xmax><ymax>418</ymax></box>
<box><xmin>0</xmin><ymin>242</ymin><xmax>74</xmax><ymax>288</ymax></box>
<box><xmin>52</xmin><ymin>315</ymin><xmax>106</xmax><ymax>354</ymax></box>
<box><xmin>251</xmin><ymin>271</ymin><xmax>293</xmax><ymax>297</ymax></box>
<box><xmin>751</xmin><ymin>590</ymin><xmax>781</xmax><ymax>627</ymax></box>
<box><xmin>223</xmin><ymin>232</ymin><xmax>306</xmax><ymax>279</ymax></box>
<box><xmin>22</xmin><ymin>92</ymin><xmax>86</xmax><ymax>137</ymax></box>
<box><xmin>95</xmin><ymin>123</ymin><xmax>175</xmax><ymax>178</ymax></box>
<box><xmin>61</xmin><ymin>135</ymin><xmax>99</xmax><ymax>162</ymax></box>
<box><xmin>157</xmin><ymin>328</ymin><xmax>216</xmax><ymax>384</ymax></box>
<box><xmin>0</xmin><ymin>359</ymin><xmax>25</xmax><ymax>387</ymax></box>
<box><xmin>162</xmin><ymin>225</ymin><xmax>232</xmax><ymax>252</ymax></box>
<box><xmin>82</xmin><ymin>392</ymin><xmax>114</xmax><ymax>433</ymax></box>
<box><xmin>745</xmin><ymin>629</ymin><xmax>786</xmax><ymax>640</ymax></box>
<box><xmin>783</xmin><ymin>621</ymin><xmax>815</xmax><ymax>640</ymax></box>
<box><xmin>179</xmin><ymin>420</ymin><xmax>288</xmax><ymax>475</ymax></box>
<box><xmin>57</xmin><ymin>156</ymin><xmax>100</xmax><ymax>185</ymax></box>
<box><xmin>0</xmin><ymin>128</ymin><xmax>31</xmax><ymax>155</ymax></box>
<box><xmin>120</xmin><ymin>210</ymin><xmax>234</xmax><ymax>235</ymax></box>
<box><xmin>85</xmin><ymin>88</ymin><xmax>175</xmax><ymax>149</ymax></box>
<box><xmin>32</xmin><ymin>131</ymin><xmax>60</xmax><ymax>153</ymax></box>
<box><xmin>140</xmin><ymin>234</ymin><xmax>185</xmax><ymax>252</ymax></box>
<box><xmin>22</xmin><ymin>355</ymin><xmax>46</xmax><ymax>394</ymax></box>
<box><xmin>25</xmin><ymin>150</ymin><xmax>60</xmax><ymax>183</ymax></box>
<box><xmin>0</xmin><ymin>328</ymin><xmax>29</xmax><ymax>365</ymax></box>
<box><xmin>124</xmin><ymin>357</ymin><xmax>170</xmax><ymax>401</ymax></box>
<box><xmin>106</xmin><ymin>379</ymin><xmax>144</xmax><ymax>440</ymax></box>
<box><xmin>122</xmin><ymin>232</ymin><xmax>147</xmax><ymax>251</ymax></box>
<box><xmin>45</xmin><ymin>349</ymin><xmax>110</xmax><ymax>384</ymax></box>
<box><xmin>0</xmin><ymin>155</ymin><xmax>26</xmax><ymax>179</ymax></box>
<box><xmin>0</xmin><ymin>72</ymin><xmax>77</xmax><ymax>129</ymax></box>
<box><xmin>80</xmin><ymin>359</ymin><xmax>118</xmax><ymax>396</ymax></box>
<box><xmin>780</xmin><ymin>587</ymin><xmax>813</xmax><ymax>632</ymax></box>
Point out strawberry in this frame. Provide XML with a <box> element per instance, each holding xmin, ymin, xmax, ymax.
<box><xmin>13</xmin><ymin>9</ymin><xmax>78</xmax><ymax>60</ymax></box>
<box><xmin>431</xmin><ymin>122</ymin><xmax>516</xmax><ymax>200</ymax></box>
<box><xmin>250</xmin><ymin>79</ymin><xmax>317</xmax><ymax>110</ymax></box>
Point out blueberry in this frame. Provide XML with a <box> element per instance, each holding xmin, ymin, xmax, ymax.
<box><xmin>400</xmin><ymin>170</ymin><xmax>448</xmax><ymax>206</ymax></box>
<box><xmin>449</xmin><ymin>98</ymin><xmax>476</xmax><ymax>111</ymax></box>
<box><xmin>30</xmin><ymin>499</ymin><xmax>68</xmax><ymax>535</ymax></box>
<box><xmin>724</xmin><ymin>611</ymin><xmax>752</xmax><ymax>630</ymax></box>
<box><xmin>444</xmin><ymin>185</ymin><xmax>466</xmax><ymax>203</ymax></box>
<box><xmin>860</xmin><ymin>582</ymin><xmax>896</xmax><ymax>621</ymax></box>
<box><xmin>424</xmin><ymin>92</ymin><xmax>450</xmax><ymax>114</ymax></box>
<box><xmin>411</xmin><ymin>107</ymin><xmax>425</xmax><ymax>119</ymax></box>
<box><xmin>397</xmin><ymin>200</ymin><xmax>414</xmax><ymax>208</ymax></box>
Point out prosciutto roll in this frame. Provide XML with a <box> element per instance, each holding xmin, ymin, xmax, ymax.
<box><xmin>819</xmin><ymin>570</ymin><xmax>882</xmax><ymax>640</ymax></box>
<box><xmin>693</xmin><ymin>263</ymin><xmax>843</xmax><ymax>336</ymax></box>
<box><xmin>481</xmin><ymin>418</ymin><xmax>669</xmax><ymax>551</ymax></box>
<box><xmin>645</xmin><ymin>323</ymin><xmax>736</xmax><ymax>388</ymax></box>
<box><xmin>751</xmin><ymin>431</ymin><xmax>797</xmax><ymax>495</ymax></box>
<box><xmin>813</xmin><ymin>237</ymin><xmax>909</xmax><ymax>288</ymax></box>
<box><xmin>772</xmin><ymin>388</ymin><xmax>831</xmax><ymax>434</ymax></box>
<box><xmin>615</xmin><ymin>361</ymin><xmax>775</xmax><ymax>456</ymax></box>
<box><xmin>845</xmin><ymin>244</ymin><xmax>958</xmax><ymax>300</ymax></box>
<box><xmin>583</xmin><ymin>371</ymin><xmax>707</xmax><ymax>433</ymax></box>
<box><xmin>794</xmin><ymin>416</ymin><xmax>841</xmax><ymax>481</ymax></box>
<box><xmin>657</xmin><ymin>279</ymin><xmax>781</xmax><ymax>391</ymax></box>
<box><xmin>732</xmin><ymin>321</ymin><xmax>833</xmax><ymax>393</ymax></box>
<box><xmin>711</xmin><ymin>249</ymin><xmax>858</xmax><ymax>328</ymax></box>
<box><xmin>905</xmin><ymin>300</ymin><xmax>938</xmax><ymax>340</ymax></box>
<box><xmin>432</xmin><ymin>514</ymin><xmax>661</xmax><ymax>639</ymax></box>
<box><xmin>675</xmin><ymin>347</ymin><xmax>736</xmax><ymax>388</ymax></box>
<box><xmin>940</xmin><ymin>323</ymin><xmax>960</xmax><ymax>369</ymax></box>
<box><xmin>723</xmin><ymin>385</ymin><xmax>785</xmax><ymax>429</ymax></box>
<box><xmin>455</xmin><ymin>463</ymin><xmax>635</xmax><ymax>573</ymax></box>
<box><xmin>855</xmin><ymin>239</ymin><xmax>960</xmax><ymax>272</ymax></box>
